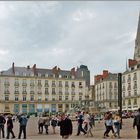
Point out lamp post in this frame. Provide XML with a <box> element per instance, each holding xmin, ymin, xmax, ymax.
<box><xmin>118</xmin><ymin>73</ymin><xmax>122</xmax><ymax>129</ymax></box>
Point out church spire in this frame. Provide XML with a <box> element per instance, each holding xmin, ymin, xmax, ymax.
<box><xmin>134</xmin><ymin>12</ymin><xmax>140</xmax><ymax>62</ymax></box>
<box><xmin>136</xmin><ymin>12</ymin><xmax>140</xmax><ymax>42</ymax></box>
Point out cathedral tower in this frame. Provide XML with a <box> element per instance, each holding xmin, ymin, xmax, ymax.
<box><xmin>134</xmin><ymin>13</ymin><xmax>140</xmax><ymax>62</ymax></box>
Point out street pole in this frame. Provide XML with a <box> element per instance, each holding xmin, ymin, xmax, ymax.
<box><xmin>118</xmin><ymin>73</ymin><xmax>122</xmax><ymax>129</ymax></box>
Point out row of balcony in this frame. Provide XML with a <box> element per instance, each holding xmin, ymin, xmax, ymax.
<box><xmin>8</xmin><ymin>82</ymin><xmax>83</xmax><ymax>88</ymax></box>
<box><xmin>122</xmin><ymin>85</ymin><xmax>137</xmax><ymax>91</ymax></box>
<box><xmin>122</xmin><ymin>77</ymin><xmax>137</xmax><ymax>83</ymax></box>
<box><xmin>4</xmin><ymin>91</ymin><xmax>81</xmax><ymax>95</ymax></box>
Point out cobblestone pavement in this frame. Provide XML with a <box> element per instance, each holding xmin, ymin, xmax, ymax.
<box><xmin>11</xmin><ymin>117</ymin><xmax>136</xmax><ymax>139</ymax></box>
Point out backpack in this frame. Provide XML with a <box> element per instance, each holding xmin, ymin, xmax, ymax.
<box><xmin>51</xmin><ymin>119</ymin><xmax>57</xmax><ymax>127</ymax></box>
<box><xmin>20</xmin><ymin>117</ymin><xmax>27</xmax><ymax>126</ymax></box>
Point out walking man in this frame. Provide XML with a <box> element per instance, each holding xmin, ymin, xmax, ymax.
<box><xmin>18</xmin><ymin>114</ymin><xmax>28</xmax><ymax>139</ymax></box>
<box><xmin>0</xmin><ymin>113</ymin><xmax>6</xmax><ymax>138</ymax></box>
<box><xmin>76</xmin><ymin>111</ymin><xmax>87</xmax><ymax>136</ymax></box>
<box><xmin>133</xmin><ymin>108</ymin><xmax>140</xmax><ymax>139</ymax></box>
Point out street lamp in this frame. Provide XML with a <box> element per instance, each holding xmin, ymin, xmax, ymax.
<box><xmin>118</xmin><ymin>73</ymin><xmax>122</xmax><ymax>129</ymax></box>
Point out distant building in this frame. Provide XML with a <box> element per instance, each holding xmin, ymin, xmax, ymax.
<box><xmin>0</xmin><ymin>63</ymin><xmax>89</xmax><ymax>114</ymax></box>
<box><xmin>95</xmin><ymin>70</ymin><xmax>118</xmax><ymax>112</ymax></box>
<box><xmin>77</xmin><ymin>65</ymin><xmax>90</xmax><ymax>87</ymax></box>
<box><xmin>122</xmin><ymin>14</ymin><xmax>140</xmax><ymax>111</ymax></box>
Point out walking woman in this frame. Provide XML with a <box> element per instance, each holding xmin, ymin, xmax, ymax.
<box><xmin>6</xmin><ymin>114</ymin><xmax>15</xmax><ymax>139</ymax></box>
<box><xmin>103</xmin><ymin>113</ymin><xmax>116</xmax><ymax>138</ymax></box>
<box><xmin>114</xmin><ymin>113</ymin><xmax>121</xmax><ymax>138</ymax></box>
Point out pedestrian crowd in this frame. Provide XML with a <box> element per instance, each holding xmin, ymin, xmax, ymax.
<box><xmin>0</xmin><ymin>108</ymin><xmax>140</xmax><ymax>139</ymax></box>
<box><xmin>0</xmin><ymin>113</ymin><xmax>28</xmax><ymax>139</ymax></box>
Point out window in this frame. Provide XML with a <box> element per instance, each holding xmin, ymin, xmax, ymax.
<box><xmin>114</xmin><ymin>82</ymin><xmax>117</xmax><ymax>88</ymax></box>
<box><xmin>30</xmin><ymin>95</ymin><xmax>34</xmax><ymax>101</ymax></box>
<box><xmin>133</xmin><ymin>73</ymin><xmax>137</xmax><ymax>80</ymax></box>
<box><xmin>102</xmin><ymin>83</ymin><xmax>104</xmax><ymax>89</ymax></box>
<box><xmin>59</xmin><ymin>89</ymin><xmax>62</xmax><ymax>94</ymax></box>
<box><xmin>52</xmin><ymin>88</ymin><xmax>56</xmax><ymax>94</ymax></box>
<box><xmin>59</xmin><ymin>81</ymin><xmax>62</xmax><ymax>87</ymax></box>
<box><xmin>38</xmin><ymin>80</ymin><xmax>42</xmax><ymax>86</ymax></box>
<box><xmin>45</xmin><ymin>96</ymin><xmax>49</xmax><ymax>101</ymax></box>
<box><xmin>123</xmin><ymin>92</ymin><xmax>125</xmax><ymax>97</ymax></box>
<box><xmin>65</xmin><ymin>104</ymin><xmax>69</xmax><ymax>108</ymax></box>
<box><xmin>72</xmin><ymin>96</ymin><xmax>75</xmax><ymax>101</ymax></box>
<box><xmin>128</xmin><ymin>99</ymin><xmax>131</xmax><ymax>105</ymax></box>
<box><xmin>79</xmin><ymin>96</ymin><xmax>82</xmax><ymax>101</ymax></box>
<box><xmin>122</xmin><ymin>76</ymin><xmax>125</xmax><ymax>83</ymax></box>
<box><xmin>45</xmin><ymin>74</ymin><xmax>48</xmax><ymax>77</ymax></box>
<box><xmin>109</xmin><ymin>82</ymin><xmax>112</xmax><ymax>88</ymax></box>
<box><xmin>134</xmin><ymin>98</ymin><xmax>137</xmax><ymax>105</ymax></box>
<box><xmin>45</xmin><ymin>88</ymin><xmax>49</xmax><ymax>94</ymax></box>
<box><xmin>38</xmin><ymin>96</ymin><xmax>42</xmax><ymax>101</ymax></box>
<box><xmin>65</xmin><ymin>88</ymin><xmax>69</xmax><ymax>95</ymax></box>
<box><xmin>45</xmin><ymin>80</ymin><xmax>49</xmax><ymax>86</ymax></box>
<box><xmin>15</xmin><ymin>96</ymin><xmax>18</xmax><ymax>101</ymax></box>
<box><xmin>23</xmin><ymin>79</ymin><xmax>26</xmax><ymax>83</ymax></box>
<box><xmin>65</xmin><ymin>81</ymin><xmax>69</xmax><ymax>87</ymax></box>
<box><xmin>71</xmin><ymin>82</ymin><xmax>75</xmax><ymax>88</ymax></box>
<box><xmin>5</xmin><ymin>96</ymin><xmax>9</xmax><ymax>101</ymax></box>
<box><xmin>59</xmin><ymin>96</ymin><xmax>62</xmax><ymax>101</ymax></box>
<box><xmin>128</xmin><ymin>91</ymin><xmax>131</xmax><ymax>96</ymax></box>
<box><xmin>23</xmin><ymin>96</ymin><xmax>26</xmax><ymax>101</ymax></box>
<box><xmin>65</xmin><ymin>96</ymin><xmax>68</xmax><ymax>100</ymax></box>
<box><xmin>123</xmin><ymin>100</ymin><xmax>125</xmax><ymax>106</ymax></box>
<box><xmin>52</xmin><ymin>81</ymin><xmax>55</xmax><ymax>87</ymax></box>
<box><xmin>58</xmin><ymin>104</ymin><xmax>62</xmax><ymax>108</ymax></box>
<box><xmin>134</xmin><ymin>90</ymin><xmax>137</xmax><ymax>96</ymax></box>
<box><xmin>127</xmin><ymin>75</ymin><xmax>131</xmax><ymax>82</ymax></box>
<box><xmin>23</xmin><ymin>87</ymin><xmax>26</xmax><ymax>92</ymax></box>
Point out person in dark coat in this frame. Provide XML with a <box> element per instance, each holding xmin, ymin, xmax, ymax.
<box><xmin>18</xmin><ymin>114</ymin><xmax>28</xmax><ymax>139</ymax></box>
<box><xmin>58</xmin><ymin>113</ymin><xmax>73</xmax><ymax>139</ymax></box>
<box><xmin>6</xmin><ymin>114</ymin><xmax>15</xmax><ymax>139</ymax></box>
<box><xmin>133</xmin><ymin>108</ymin><xmax>140</xmax><ymax>139</ymax></box>
<box><xmin>0</xmin><ymin>113</ymin><xmax>6</xmax><ymax>138</ymax></box>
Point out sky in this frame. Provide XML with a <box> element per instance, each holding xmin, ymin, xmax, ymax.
<box><xmin>0</xmin><ymin>1</ymin><xmax>140</xmax><ymax>84</ymax></box>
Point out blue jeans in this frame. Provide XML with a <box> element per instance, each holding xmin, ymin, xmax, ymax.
<box><xmin>114</xmin><ymin>123</ymin><xmax>120</xmax><ymax>137</ymax></box>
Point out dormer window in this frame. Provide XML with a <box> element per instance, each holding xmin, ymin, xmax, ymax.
<box><xmin>38</xmin><ymin>73</ymin><xmax>41</xmax><ymax>77</ymax></box>
<box><xmin>15</xmin><ymin>72</ymin><xmax>19</xmax><ymax>76</ymax></box>
<box><xmin>45</xmin><ymin>73</ymin><xmax>48</xmax><ymax>77</ymax></box>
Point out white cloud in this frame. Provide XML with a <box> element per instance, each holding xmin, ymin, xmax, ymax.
<box><xmin>0</xmin><ymin>49</ymin><xmax>9</xmax><ymax>55</ymax></box>
<box><xmin>72</xmin><ymin>9</ymin><xmax>96</xmax><ymax>22</ymax></box>
<box><xmin>0</xmin><ymin>1</ymin><xmax>140</xmax><ymax>84</ymax></box>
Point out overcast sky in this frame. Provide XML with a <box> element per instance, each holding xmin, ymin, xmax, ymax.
<box><xmin>0</xmin><ymin>1</ymin><xmax>140</xmax><ymax>84</ymax></box>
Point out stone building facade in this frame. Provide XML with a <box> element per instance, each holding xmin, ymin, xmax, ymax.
<box><xmin>0</xmin><ymin>63</ymin><xmax>90</xmax><ymax>114</ymax></box>
<box><xmin>122</xmin><ymin>14</ymin><xmax>140</xmax><ymax>111</ymax></box>
<box><xmin>95</xmin><ymin>70</ymin><xmax>118</xmax><ymax>112</ymax></box>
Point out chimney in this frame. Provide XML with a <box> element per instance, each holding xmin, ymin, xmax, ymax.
<box><xmin>32</xmin><ymin>64</ymin><xmax>36</xmax><ymax>74</ymax></box>
<box><xmin>52</xmin><ymin>66</ymin><xmax>58</xmax><ymax>74</ymax></box>
<box><xmin>128</xmin><ymin>59</ymin><xmax>137</xmax><ymax>68</ymax></box>
<box><xmin>27</xmin><ymin>65</ymin><xmax>30</xmax><ymax>69</ymax></box>
<box><xmin>94</xmin><ymin>75</ymin><xmax>102</xmax><ymax>83</ymax></box>
<box><xmin>58</xmin><ymin>67</ymin><xmax>61</xmax><ymax>73</ymax></box>
<box><xmin>12</xmin><ymin>62</ymin><xmax>15</xmax><ymax>74</ymax></box>
<box><xmin>70</xmin><ymin>67</ymin><xmax>76</xmax><ymax>76</ymax></box>
<box><xmin>103</xmin><ymin>70</ymin><xmax>108</xmax><ymax>78</ymax></box>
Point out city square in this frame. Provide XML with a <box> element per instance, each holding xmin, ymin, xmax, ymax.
<box><xmin>0</xmin><ymin>1</ymin><xmax>140</xmax><ymax>139</ymax></box>
<box><xmin>10</xmin><ymin>117</ymin><xmax>136</xmax><ymax>139</ymax></box>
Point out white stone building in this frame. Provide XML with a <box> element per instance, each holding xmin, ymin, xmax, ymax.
<box><xmin>122</xmin><ymin>14</ymin><xmax>140</xmax><ymax>111</ymax></box>
<box><xmin>95</xmin><ymin>70</ymin><xmax>118</xmax><ymax>112</ymax></box>
<box><xmin>0</xmin><ymin>63</ymin><xmax>90</xmax><ymax>114</ymax></box>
